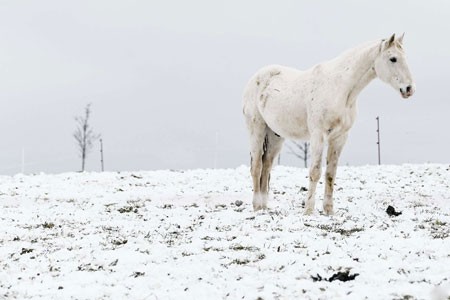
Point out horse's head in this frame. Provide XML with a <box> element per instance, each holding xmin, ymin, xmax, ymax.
<box><xmin>374</xmin><ymin>33</ymin><xmax>415</xmax><ymax>99</ymax></box>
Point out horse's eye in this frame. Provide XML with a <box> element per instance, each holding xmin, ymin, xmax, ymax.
<box><xmin>390</xmin><ymin>57</ymin><xmax>397</xmax><ymax>63</ymax></box>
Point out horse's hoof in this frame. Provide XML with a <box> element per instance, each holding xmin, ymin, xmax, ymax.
<box><xmin>253</xmin><ymin>202</ymin><xmax>267</xmax><ymax>211</ymax></box>
<box><xmin>323</xmin><ymin>204</ymin><xmax>334</xmax><ymax>216</ymax></box>
<box><xmin>253</xmin><ymin>205</ymin><xmax>268</xmax><ymax>211</ymax></box>
<box><xmin>324</xmin><ymin>208</ymin><xmax>334</xmax><ymax>216</ymax></box>
<box><xmin>253</xmin><ymin>193</ymin><xmax>268</xmax><ymax>211</ymax></box>
<box><xmin>304</xmin><ymin>207</ymin><xmax>314</xmax><ymax>215</ymax></box>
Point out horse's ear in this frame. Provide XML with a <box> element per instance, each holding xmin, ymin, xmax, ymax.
<box><xmin>397</xmin><ymin>32</ymin><xmax>405</xmax><ymax>45</ymax></box>
<box><xmin>381</xmin><ymin>34</ymin><xmax>396</xmax><ymax>51</ymax></box>
<box><xmin>387</xmin><ymin>33</ymin><xmax>396</xmax><ymax>47</ymax></box>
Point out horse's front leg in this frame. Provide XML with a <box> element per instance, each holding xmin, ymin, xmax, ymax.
<box><xmin>323</xmin><ymin>133</ymin><xmax>348</xmax><ymax>215</ymax></box>
<box><xmin>304</xmin><ymin>133</ymin><xmax>324</xmax><ymax>215</ymax></box>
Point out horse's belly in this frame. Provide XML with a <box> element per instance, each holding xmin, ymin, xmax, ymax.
<box><xmin>259</xmin><ymin>95</ymin><xmax>310</xmax><ymax>140</ymax></box>
<box><xmin>269</xmin><ymin>120</ymin><xmax>310</xmax><ymax>140</ymax></box>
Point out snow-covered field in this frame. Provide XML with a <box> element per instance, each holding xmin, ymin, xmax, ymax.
<box><xmin>0</xmin><ymin>164</ymin><xmax>449</xmax><ymax>299</ymax></box>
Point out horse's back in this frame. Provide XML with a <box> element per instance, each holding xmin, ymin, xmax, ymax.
<box><xmin>250</xmin><ymin>64</ymin><xmax>301</xmax><ymax>88</ymax></box>
<box><xmin>243</xmin><ymin>65</ymin><xmax>310</xmax><ymax>140</ymax></box>
<box><xmin>243</xmin><ymin>64</ymin><xmax>301</xmax><ymax>106</ymax></box>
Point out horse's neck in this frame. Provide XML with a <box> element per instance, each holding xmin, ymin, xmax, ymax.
<box><xmin>331</xmin><ymin>41</ymin><xmax>380</xmax><ymax>106</ymax></box>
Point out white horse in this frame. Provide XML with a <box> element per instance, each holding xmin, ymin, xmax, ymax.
<box><xmin>243</xmin><ymin>34</ymin><xmax>415</xmax><ymax>215</ymax></box>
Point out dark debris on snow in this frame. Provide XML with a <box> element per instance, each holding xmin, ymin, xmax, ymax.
<box><xmin>311</xmin><ymin>270</ymin><xmax>359</xmax><ymax>282</ymax></box>
<box><xmin>386</xmin><ymin>205</ymin><xmax>402</xmax><ymax>217</ymax></box>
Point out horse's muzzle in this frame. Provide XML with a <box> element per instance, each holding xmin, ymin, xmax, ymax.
<box><xmin>400</xmin><ymin>85</ymin><xmax>414</xmax><ymax>99</ymax></box>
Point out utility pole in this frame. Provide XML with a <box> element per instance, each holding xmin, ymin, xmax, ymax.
<box><xmin>100</xmin><ymin>138</ymin><xmax>104</xmax><ymax>172</ymax></box>
<box><xmin>376</xmin><ymin>116</ymin><xmax>381</xmax><ymax>165</ymax></box>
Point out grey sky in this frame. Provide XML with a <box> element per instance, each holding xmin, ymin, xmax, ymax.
<box><xmin>1</xmin><ymin>0</ymin><xmax>449</xmax><ymax>174</ymax></box>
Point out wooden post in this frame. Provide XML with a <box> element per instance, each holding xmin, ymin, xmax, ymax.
<box><xmin>100</xmin><ymin>138</ymin><xmax>104</xmax><ymax>172</ymax></box>
<box><xmin>376</xmin><ymin>116</ymin><xmax>381</xmax><ymax>165</ymax></box>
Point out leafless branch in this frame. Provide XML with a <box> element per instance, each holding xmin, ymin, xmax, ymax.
<box><xmin>73</xmin><ymin>103</ymin><xmax>100</xmax><ymax>171</ymax></box>
<box><xmin>286</xmin><ymin>140</ymin><xmax>310</xmax><ymax>168</ymax></box>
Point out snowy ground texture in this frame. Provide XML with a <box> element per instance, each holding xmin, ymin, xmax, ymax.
<box><xmin>0</xmin><ymin>164</ymin><xmax>449</xmax><ymax>300</ymax></box>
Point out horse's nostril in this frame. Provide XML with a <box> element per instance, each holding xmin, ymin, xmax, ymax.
<box><xmin>406</xmin><ymin>85</ymin><xmax>412</xmax><ymax>93</ymax></box>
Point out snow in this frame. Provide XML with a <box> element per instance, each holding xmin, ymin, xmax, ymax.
<box><xmin>0</xmin><ymin>164</ymin><xmax>449</xmax><ymax>299</ymax></box>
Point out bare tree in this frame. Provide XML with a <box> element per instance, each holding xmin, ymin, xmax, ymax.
<box><xmin>286</xmin><ymin>141</ymin><xmax>310</xmax><ymax>168</ymax></box>
<box><xmin>73</xmin><ymin>103</ymin><xmax>100</xmax><ymax>172</ymax></box>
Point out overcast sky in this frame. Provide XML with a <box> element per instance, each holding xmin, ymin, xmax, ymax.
<box><xmin>0</xmin><ymin>0</ymin><xmax>449</xmax><ymax>175</ymax></box>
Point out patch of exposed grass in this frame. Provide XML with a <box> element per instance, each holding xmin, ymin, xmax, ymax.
<box><xmin>304</xmin><ymin>223</ymin><xmax>364</xmax><ymax>236</ymax></box>
<box><xmin>430</xmin><ymin>221</ymin><xmax>449</xmax><ymax>239</ymax></box>
<box><xmin>20</xmin><ymin>248</ymin><xmax>33</xmax><ymax>255</ymax></box>
<box><xmin>42</xmin><ymin>222</ymin><xmax>55</xmax><ymax>229</ymax></box>
<box><xmin>111</xmin><ymin>239</ymin><xmax>128</xmax><ymax>246</ymax></box>
<box><xmin>203</xmin><ymin>246</ymin><xmax>223</xmax><ymax>252</ymax></box>
<box><xmin>118</xmin><ymin>206</ymin><xmax>138</xmax><ymax>213</ymax></box>
<box><xmin>392</xmin><ymin>295</ymin><xmax>415</xmax><ymax>300</ymax></box>
<box><xmin>77</xmin><ymin>263</ymin><xmax>104</xmax><ymax>272</ymax></box>
<box><xmin>229</xmin><ymin>244</ymin><xmax>260</xmax><ymax>252</ymax></box>
<box><xmin>229</xmin><ymin>258</ymin><xmax>250</xmax><ymax>265</ymax></box>
<box><xmin>131</xmin><ymin>271</ymin><xmax>145</xmax><ymax>278</ymax></box>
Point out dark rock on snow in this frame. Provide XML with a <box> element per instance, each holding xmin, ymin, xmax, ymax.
<box><xmin>386</xmin><ymin>205</ymin><xmax>402</xmax><ymax>216</ymax></box>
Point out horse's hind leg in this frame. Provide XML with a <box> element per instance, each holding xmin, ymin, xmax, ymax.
<box><xmin>259</xmin><ymin>130</ymin><xmax>284</xmax><ymax>204</ymax></box>
<box><xmin>244</xmin><ymin>113</ymin><xmax>267</xmax><ymax>210</ymax></box>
